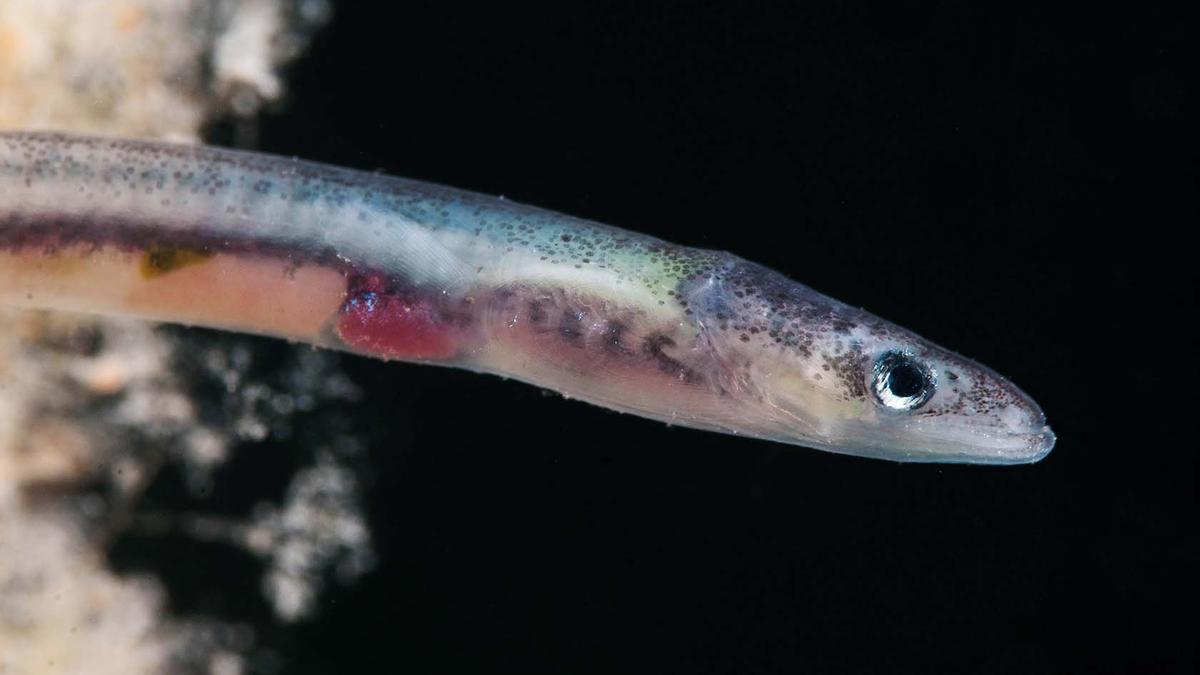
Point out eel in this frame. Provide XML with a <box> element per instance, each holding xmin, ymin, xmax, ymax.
<box><xmin>0</xmin><ymin>131</ymin><xmax>1054</xmax><ymax>463</ymax></box>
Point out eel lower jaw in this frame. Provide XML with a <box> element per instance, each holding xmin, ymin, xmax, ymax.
<box><xmin>816</xmin><ymin>419</ymin><xmax>1058</xmax><ymax>464</ymax></box>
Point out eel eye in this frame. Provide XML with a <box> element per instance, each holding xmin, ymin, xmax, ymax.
<box><xmin>872</xmin><ymin>350</ymin><xmax>935</xmax><ymax>411</ymax></box>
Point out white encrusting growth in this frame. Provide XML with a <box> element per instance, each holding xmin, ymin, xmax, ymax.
<box><xmin>1</xmin><ymin>1</ymin><xmax>336</xmax><ymax>671</ymax></box>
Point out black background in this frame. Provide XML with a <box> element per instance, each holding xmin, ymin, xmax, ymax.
<box><xmin>159</xmin><ymin>2</ymin><xmax>1190</xmax><ymax>674</ymax></box>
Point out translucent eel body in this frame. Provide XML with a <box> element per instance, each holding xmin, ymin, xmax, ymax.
<box><xmin>0</xmin><ymin>132</ymin><xmax>1054</xmax><ymax>463</ymax></box>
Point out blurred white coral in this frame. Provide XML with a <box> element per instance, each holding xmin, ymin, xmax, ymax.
<box><xmin>255</xmin><ymin>455</ymin><xmax>375</xmax><ymax>622</ymax></box>
<box><xmin>0</xmin><ymin>0</ymin><xmax>329</xmax><ymax>138</ymax></box>
<box><xmin>184</xmin><ymin>451</ymin><xmax>376</xmax><ymax>623</ymax></box>
<box><xmin>0</xmin><ymin>317</ymin><xmax>176</xmax><ymax>673</ymax></box>
<box><xmin>0</xmin><ymin>512</ymin><xmax>170</xmax><ymax>675</ymax></box>
<box><xmin>0</xmin><ymin>0</ymin><xmax>340</xmax><ymax>672</ymax></box>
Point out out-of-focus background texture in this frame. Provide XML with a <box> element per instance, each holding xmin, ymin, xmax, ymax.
<box><xmin>0</xmin><ymin>2</ymin><xmax>373</xmax><ymax>673</ymax></box>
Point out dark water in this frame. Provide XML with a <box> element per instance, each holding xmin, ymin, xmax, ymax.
<box><xmin>119</xmin><ymin>3</ymin><xmax>1190</xmax><ymax>673</ymax></box>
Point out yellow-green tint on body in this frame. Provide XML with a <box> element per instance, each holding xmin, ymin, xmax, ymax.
<box><xmin>139</xmin><ymin>245</ymin><xmax>214</xmax><ymax>279</ymax></box>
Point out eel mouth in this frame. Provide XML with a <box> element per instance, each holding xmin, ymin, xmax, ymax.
<box><xmin>818</xmin><ymin>417</ymin><xmax>1057</xmax><ymax>464</ymax></box>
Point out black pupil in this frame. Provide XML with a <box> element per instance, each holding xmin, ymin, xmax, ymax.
<box><xmin>887</xmin><ymin>362</ymin><xmax>926</xmax><ymax>398</ymax></box>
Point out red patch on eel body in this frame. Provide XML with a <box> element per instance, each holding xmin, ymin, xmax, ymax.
<box><xmin>335</xmin><ymin>277</ymin><xmax>458</xmax><ymax>361</ymax></box>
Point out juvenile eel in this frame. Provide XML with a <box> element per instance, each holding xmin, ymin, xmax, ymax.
<box><xmin>0</xmin><ymin>131</ymin><xmax>1054</xmax><ymax>463</ymax></box>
